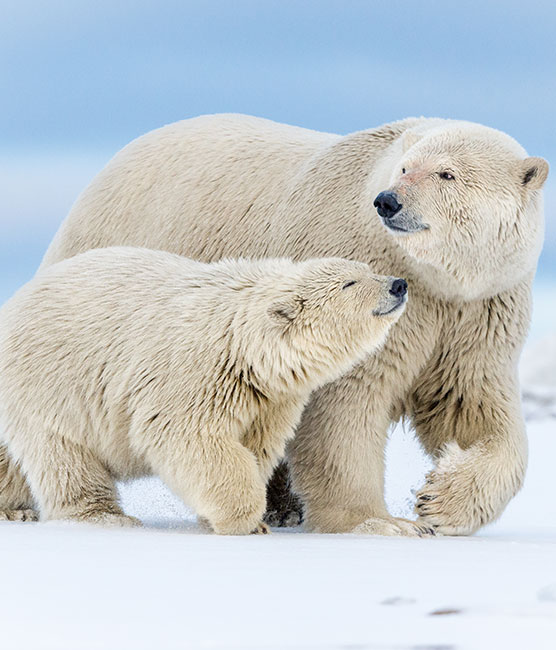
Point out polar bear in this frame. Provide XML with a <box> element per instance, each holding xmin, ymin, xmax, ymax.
<box><xmin>0</xmin><ymin>247</ymin><xmax>408</xmax><ymax>533</ymax></box>
<box><xmin>2</xmin><ymin>114</ymin><xmax>549</xmax><ymax>535</ymax></box>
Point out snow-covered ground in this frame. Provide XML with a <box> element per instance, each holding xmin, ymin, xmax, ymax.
<box><xmin>1</xmin><ymin>285</ymin><xmax>555</xmax><ymax>649</ymax></box>
<box><xmin>2</xmin><ymin>419</ymin><xmax>555</xmax><ymax>650</ymax></box>
<box><xmin>2</xmin><ymin>358</ymin><xmax>555</xmax><ymax>648</ymax></box>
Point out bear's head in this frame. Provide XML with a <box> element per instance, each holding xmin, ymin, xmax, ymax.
<box><xmin>245</xmin><ymin>258</ymin><xmax>407</xmax><ymax>392</ymax></box>
<box><xmin>373</xmin><ymin>122</ymin><xmax>549</xmax><ymax>300</ymax></box>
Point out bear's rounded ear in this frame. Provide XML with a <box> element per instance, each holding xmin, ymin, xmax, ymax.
<box><xmin>268</xmin><ymin>296</ymin><xmax>304</xmax><ymax>324</ymax></box>
<box><xmin>520</xmin><ymin>157</ymin><xmax>549</xmax><ymax>190</ymax></box>
<box><xmin>402</xmin><ymin>130</ymin><xmax>422</xmax><ymax>153</ymax></box>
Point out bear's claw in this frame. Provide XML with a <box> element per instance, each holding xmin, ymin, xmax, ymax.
<box><xmin>251</xmin><ymin>522</ymin><xmax>271</xmax><ymax>535</ymax></box>
<box><xmin>415</xmin><ymin>465</ymin><xmax>478</xmax><ymax>536</ymax></box>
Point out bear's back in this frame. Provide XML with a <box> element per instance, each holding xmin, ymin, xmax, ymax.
<box><xmin>41</xmin><ymin>115</ymin><xmax>339</xmax><ymax>268</ymax></box>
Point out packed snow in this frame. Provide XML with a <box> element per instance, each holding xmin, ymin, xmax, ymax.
<box><xmin>1</xmin><ymin>290</ymin><xmax>555</xmax><ymax>649</ymax></box>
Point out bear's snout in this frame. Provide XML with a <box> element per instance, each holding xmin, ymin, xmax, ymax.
<box><xmin>374</xmin><ymin>191</ymin><xmax>402</xmax><ymax>221</ymax></box>
<box><xmin>389</xmin><ymin>278</ymin><xmax>407</xmax><ymax>299</ymax></box>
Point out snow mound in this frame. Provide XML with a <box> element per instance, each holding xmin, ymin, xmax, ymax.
<box><xmin>521</xmin><ymin>334</ymin><xmax>556</xmax><ymax>420</ymax></box>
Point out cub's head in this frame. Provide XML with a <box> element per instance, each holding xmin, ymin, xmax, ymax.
<box><xmin>251</xmin><ymin>258</ymin><xmax>407</xmax><ymax>391</ymax></box>
<box><xmin>373</xmin><ymin>122</ymin><xmax>549</xmax><ymax>300</ymax></box>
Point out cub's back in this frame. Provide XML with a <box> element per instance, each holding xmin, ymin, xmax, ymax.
<box><xmin>0</xmin><ymin>247</ymin><xmax>284</xmax><ymax>462</ymax></box>
<box><xmin>0</xmin><ymin>249</ymin><xmax>235</xmax><ymax>410</ymax></box>
<box><xmin>2</xmin><ymin>247</ymin><xmax>251</xmax><ymax>345</ymax></box>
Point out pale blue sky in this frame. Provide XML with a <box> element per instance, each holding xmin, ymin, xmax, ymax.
<box><xmin>1</xmin><ymin>0</ymin><xmax>555</xmax><ymax>303</ymax></box>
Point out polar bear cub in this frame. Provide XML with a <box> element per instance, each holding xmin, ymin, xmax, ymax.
<box><xmin>0</xmin><ymin>247</ymin><xmax>407</xmax><ymax>534</ymax></box>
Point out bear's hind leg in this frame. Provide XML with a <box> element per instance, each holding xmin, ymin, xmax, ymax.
<box><xmin>21</xmin><ymin>435</ymin><xmax>139</xmax><ymax>527</ymax></box>
<box><xmin>0</xmin><ymin>444</ymin><xmax>38</xmax><ymax>521</ymax></box>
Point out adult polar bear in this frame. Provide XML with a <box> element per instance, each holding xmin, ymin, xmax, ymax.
<box><xmin>32</xmin><ymin>115</ymin><xmax>549</xmax><ymax>535</ymax></box>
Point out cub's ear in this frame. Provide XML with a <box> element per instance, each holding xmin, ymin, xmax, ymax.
<box><xmin>268</xmin><ymin>296</ymin><xmax>304</xmax><ymax>323</ymax></box>
<box><xmin>402</xmin><ymin>130</ymin><xmax>422</xmax><ymax>153</ymax></box>
<box><xmin>521</xmin><ymin>157</ymin><xmax>549</xmax><ymax>190</ymax></box>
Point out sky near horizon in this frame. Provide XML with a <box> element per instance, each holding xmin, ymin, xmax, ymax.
<box><xmin>1</xmin><ymin>0</ymin><xmax>555</xmax><ymax>300</ymax></box>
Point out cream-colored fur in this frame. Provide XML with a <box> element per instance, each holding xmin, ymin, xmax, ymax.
<box><xmin>7</xmin><ymin>113</ymin><xmax>548</xmax><ymax>535</ymax></box>
<box><xmin>0</xmin><ymin>247</ymin><xmax>404</xmax><ymax>533</ymax></box>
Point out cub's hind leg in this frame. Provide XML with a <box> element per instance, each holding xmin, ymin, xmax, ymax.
<box><xmin>0</xmin><ymin>444</ymin><xmax>38</xmax><ymax>521</ymax></box>
<box><xmin>20</xmin><ymin>435</ymin><xmax>140</xmax><ymax>527</ymax></box>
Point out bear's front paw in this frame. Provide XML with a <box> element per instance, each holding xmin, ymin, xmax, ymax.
<box><xmin>415</xmin><ymin>442</ymin><xmax>497</xmax><ymax>535</ymax></box>
<box><xmin>263</xmin><ymin>490</ymin><xmax>304</xmax><ymax>528</ymax></box>
<box><xmin>352</xmin><ymin>516</ymin><xmax>435</xmax><ymax>537</ymax></box>
<box><xmin>415</xmin><ymin>471</ymin><xmax>475</xmax><ymax>535</ymax></box>
<box><xmin>263</xmin><ymin>505</ymin><xmax>303</xmax><ymax>528</ymax></box>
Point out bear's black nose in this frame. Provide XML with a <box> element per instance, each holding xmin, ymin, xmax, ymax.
<box><xmin>374</xmin><ymin>191</ymin><xmax>402</xmax><ymax>220</ymax></box>
<box><xmin>389</xmin><ymin>278</ymin><xmax>407</xmax><ymax>298</ymax></box>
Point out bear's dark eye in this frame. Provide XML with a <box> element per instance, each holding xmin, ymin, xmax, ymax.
<box><xmin>439</xmin><ymin>171</ymin><xmax>455</xmax><ymax>181</ymax></box>
<box><xmin>402</xmin><ymin>168</ymin><xmax>406</xmax><ymax>174</ymax></box>
<box><xmin>342</xmin><ymin>280</ymin><xmax>357</xmax><ymax>290</ymax></box>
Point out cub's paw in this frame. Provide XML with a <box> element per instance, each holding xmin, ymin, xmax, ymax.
<box><xmin>352</xmin><ymin>516</ymin><xmax>435</xmax><ymax>537</ymax></box>
<box><xmin>197</xmin><ymin>516</ymin><xmax>213</xmax><ymax>532</ymax></box>
<box><xmin>65</xmin><ymin>513</ymin><xmax>142</xmax><ymax>528</ymax></box>
<box><xmin>0</xmin><ymin>508</ymin><xmax>39</xmax><ymax>522</ymax></box>
<box><xmin>250</xmin><ymin>522</ymin><xmax>271</xmax><ymax>535</ymax></box>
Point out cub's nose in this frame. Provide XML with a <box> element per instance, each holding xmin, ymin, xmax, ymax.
<box><xmin>389</xmin><ymin>278</ymin><xmax>407</xmax><ymax>298</ymax></box>
<box><xmin>374</xmin><ymin>191</ymin><xmax>402</xmax><ymax>220</ymax></box>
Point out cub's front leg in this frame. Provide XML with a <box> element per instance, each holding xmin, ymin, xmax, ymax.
<box><xmin>242</xmin><ymin>402</ymin><xmax>305</xmax><ymax>483</ymax></box>
<box><xmin>146</xmin><ymin>419</ymin><xmax>268</xmax><ymax>535</ymax></box>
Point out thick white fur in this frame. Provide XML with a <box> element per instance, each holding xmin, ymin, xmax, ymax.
<box><xmin>0</xmin><ymin>248</ymin><xmax>403</xmax><ymax>533</ymax></box>
<box><xmin>4</xmin><ymin>113</ymin><xmax>548</xmax><ymax>535</ymax></box>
